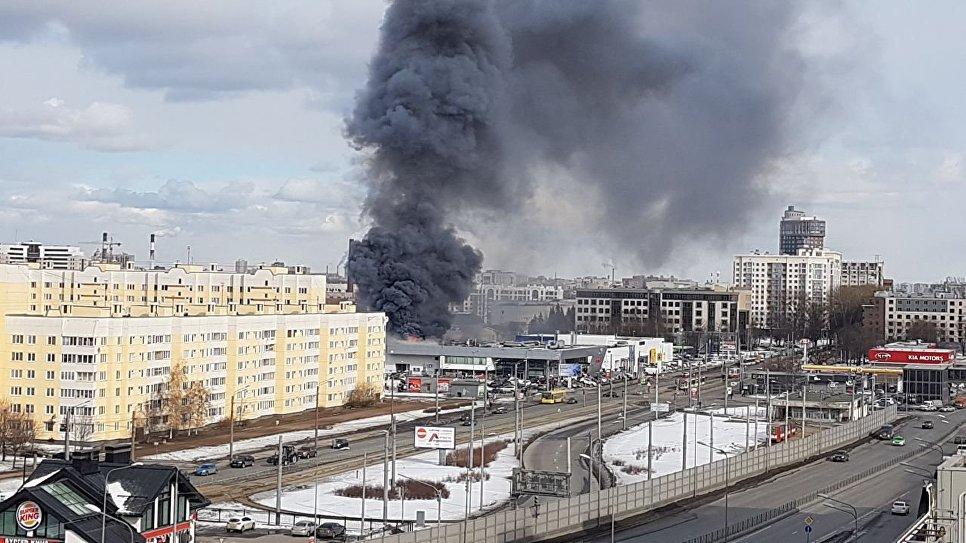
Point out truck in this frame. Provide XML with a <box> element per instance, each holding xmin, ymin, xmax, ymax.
<box><xmin>267</xmin><ymin>445</ymin><xmax>299</xmax><ymax>466</ymax></box>
<box><xmin>770</xmin><ymin>424</ymin><xmax>797</xmax><ymax>443</ymax></box>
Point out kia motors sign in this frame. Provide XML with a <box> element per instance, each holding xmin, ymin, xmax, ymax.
<box><xmin>414</xmin><ymin>426</ymin><xmax>456</xmax><ymax>449</ymax></box>
<box><xmin>868</xmin><ymin>348</ymin><xmax>955</xmax><ymax>364</ymax></box>
<box><xmin>16</xmin><ymin>501</ymin><xmax>42</xmax><ymax>531</ymax></box>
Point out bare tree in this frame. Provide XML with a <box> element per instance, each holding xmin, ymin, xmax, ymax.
<box><xmin>70</xmin><ymin>412</ymin><xmax>94</xmax><ymax>446</ymax></box>
<box><xmin>183</xmin><ymin>381</ymin><xmax>211</xmax><ymax>436</ymax></box>
<box><xmin>8</xmin><ymin>412</ymin><xmax>36</xmax><ymax>465</ymax></box>
<box><xmin>907</xmin><ymin>320</ymin><xmax>940</xmax><ymax>343</ymax></box>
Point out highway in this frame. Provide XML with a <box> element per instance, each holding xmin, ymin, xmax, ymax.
<box><xmin>578</xmin><ymin>409</ymin><xmax>964</xmax><ymax>543</ymax></box>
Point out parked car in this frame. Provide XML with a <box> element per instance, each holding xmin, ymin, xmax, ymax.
<box><xmin>491</xmin><ymin>406</ymin><xmax>509</xmax><ymax>415</ymax></box>
<box><xmin>194</xmin><ymin>463</ymin><xmax>218</xmax><ymax>476</ymax></box>
<box><xmin>226</xmin><ymin>516</ymin><xmax>255</xmax><ymax>532</ymax></box>
<box><xmin>922</xmin><ymin>420</ymin><xmax>935</xmax><ymax>429</ymax></box>
<box><xmin>919</xmin><ymin>404</ymin><xmax>938</xmax><ymax>412</ymax></box>
<box><xmin>891</xmin><ymin>501</ymin><xmax>910</xmax><ymax>515</ymax></box>
<box><xmin>828</xmin><ymin>450</ymin><xmax>849</xmax><ymax>462</ymax></box>
<box><xmin>332</xmin><ymin>438</ymin><xmax>350</xmax><ymax>450</ymax></box>
<box><xmin>297</xmin><ymin>446</ymin><xmax>318</xmax><ymax>459</ymax></box>
<box><xmin>892</xmin><ymin>436</ymin><xmax>906</xmax><ymax>446</ymax></box>
<box><xmin>565</xmin><ymin>397</ymin><xmax>579</xmax><ymax>404</ymax></box>
<box><xmin>230</xmin><ymin>455</ymin><xmax>255</xmax><ymax>468</ymax></box>
<box><xmin>940</xmin><ymin>406</ymin><xmax>956</xmax><ymax>412</ymax></box>
<box><xmin>291</xmin><ymin>520</ymin><xmax>317</xmax><ymax>536</ymax></box>
<box><xmin>316</xmin><ymin>522</ymin><xmax>347</xmax><ymax>539</ymax></box>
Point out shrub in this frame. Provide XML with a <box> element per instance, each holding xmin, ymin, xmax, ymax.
<box><xmin>611</xmin><ymin>459</ymin><xmax>625</xmax><ymax>466</ymax></box>
<box><xmin>445</xmin><ymin>441</ymin><xmax>507</xmax><ymax>468</ymax></box>
<box><xmin>335</xmin><ymin>479</ymin><xmax>449</xmax><ymax>500</ymax></box>
<box><xmin>444</xmin><ymin>471</ymin><xmax>491</xmax><ymax>483</ymax></box>
<box><xmin>345</xmin><ymin>382</ymin><xmax>381</xmax><ymax>408</ymax></box>
<box><xmin>621</xmin><ymin>465</ymin><xmax>650</xmax><ymax>475</ymax></box>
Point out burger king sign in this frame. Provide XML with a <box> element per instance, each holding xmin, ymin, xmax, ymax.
<box><xmin>16</xmin><ymin>500</ymin><xmax>42</xmax><ymax>531</ymax></box>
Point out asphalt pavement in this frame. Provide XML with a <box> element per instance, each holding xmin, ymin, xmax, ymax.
<box><xmin>580</xmin><ymin>408</ymin><xmax>964</xmax><ymax>543</ymax></box>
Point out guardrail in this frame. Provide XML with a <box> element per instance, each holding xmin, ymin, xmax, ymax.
<box><xmin>373</xmin><ymin>405</ymin><xmax>898</xmax><ymax>543</ymax></box>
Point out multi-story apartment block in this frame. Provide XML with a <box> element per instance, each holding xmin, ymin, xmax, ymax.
<box><xmin>574</xmin><ymin>287</ymin><xmax>748</xmax><ymax>337</ymax></box>
<box><xmin>732</xmin><ymin>248</ymin><xmax>842</xmax><ymax>330</ymax></box>
<box><xmin>0</xmin><ymin>262</ymin><xmax>386</xmax><ymax>443</ymax></box>
<box><xmin>870</xmin><ymin>291</ymin><xmax>966</xmax><ymax>343</ymax></box>
<box><xmin>0</xmin><ymin>242</ymin><xmax>86</xmax><ymax>270</ymax></box>
<box><xmin>841</xmin><ymin>260</ymin><xmax>884</xmax><ymax>287</ymax></box>
<box><xmin>779</xmin><ymin>205</ymin><xmax>826</xmax><ymax>255</ymax></box>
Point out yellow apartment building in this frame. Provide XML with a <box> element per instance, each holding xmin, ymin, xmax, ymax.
<box><xmin>0</xmin><ymin>262</ymin><xmax>386</xmax><ymax>443</ymax></box>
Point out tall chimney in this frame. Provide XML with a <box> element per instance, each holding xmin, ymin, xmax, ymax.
<box><xmin>149</xmin><ymin>233</ymin><xmax>156</xmax><ymax>270</ymax></box>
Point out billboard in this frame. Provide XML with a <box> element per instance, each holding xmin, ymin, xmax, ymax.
<box><xmin>868</xmin><ymin>348</ymin><xmax>955</xmax><ymax>364</ymax></box>
<box><xmin>414</xmin><ymin>426</ymin><xmax>456</xmax><ymax>449</ymax></box>
<box><xmin>511</xmin><ymin>468</ymin><xmax>571</xmax><ymax>497</ymax></box>
<box><xmin>408</xmin><ymin>377</ymin><xmax>423</xmax><ymax>392</ymax></box>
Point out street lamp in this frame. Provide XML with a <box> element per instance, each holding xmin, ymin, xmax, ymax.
<box><xmin>398</xmin><ymin>473</ymin><xmax>443</xmax><ymax>543</ymax></box>
<box><xmin>698</xmin><ymin>441</ymin><xmax>731</xmax><ymax>542</ymax></box>
<box><xmin>101</xmin><ymin>463</ymin><xmax>142</xmax><ymax>543</ymax></box>
<box><xmin>579</xmin><ymin>453</ymin><xmax>612</xmax><ymax>543</ymax></box>
<box><xmin>817</xmin><ymin>493</ymin><xmax>858</xmax><ymax>536</ymax></box>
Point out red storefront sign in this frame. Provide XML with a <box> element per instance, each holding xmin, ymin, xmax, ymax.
<box><xmin>0</xmin><ymin>538</ymin><xmax>60</xmax><ymax>543</ymax></box>
<box><xmin>142</xmin><ymin>520</ymin><xmax>193</xmax><ymax>543</ymax></box>
<box><xmin>408</xmin><ymin>377</ymin><xmax>423</xmax><ymax>392</ymax></box>
<box><xmin>868</xmin><ymin>348</ymin><xmax>955</xmax><ymax>364</ymax></box>
<box><xmin>437</xmin><ymin>379</ymin><xmax>450</xmax><ymax>393</ymax></box>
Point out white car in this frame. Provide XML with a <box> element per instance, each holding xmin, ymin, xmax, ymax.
<box><xmin>891</xmin><ymin>501</ymin><xmax>910</xmax><ymax>515</ymax></box>
<box><xmin>226</xmin><ymin>517</ymin><xmax>255</xmax><ymax>533</ymax></box>
<box><xmin>940</xmin><ymin>406</ymin><xmax>956</xmax><ymax>412</ymax></box>
<box><xmin>291</xmin><ymin>520</ymin><xmax>317</xmax><ymax>536</ymax></box>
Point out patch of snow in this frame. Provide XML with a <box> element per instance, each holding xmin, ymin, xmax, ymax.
<box><xmin>107</xmin><ymin>480</ymin><xmax>132</xmax><ymax>514</ymax></box>
<box><xmin>0</xmin><ymin>477</ymin><xmax>23</xmax><ymax>500</ymax></box>
<box><xmin>602</xmin><ymin>407</ymin><xmax>768</xmax><ymax>485</ymax></box>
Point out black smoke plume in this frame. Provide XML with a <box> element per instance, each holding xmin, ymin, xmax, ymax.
<box><xmin>349</xmin><ymin>0</ymin><xmax>819</xmax><ymax>337</ymax></box>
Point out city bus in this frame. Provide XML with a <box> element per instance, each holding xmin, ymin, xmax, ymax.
<box><xmin>540</xmin><ymin>389</ymin><xmax>568</xmax><ymax>404</ymax></box>
<box><xmin>677</xmin><ymin>374</ymin><xmax>707</xmax><ymax>391</ymax></box>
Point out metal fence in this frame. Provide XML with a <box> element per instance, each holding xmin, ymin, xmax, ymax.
<box><xmin>375</xmin><ymin>405</ymin><xmax>898</xmax><ymax>543</ymax></box>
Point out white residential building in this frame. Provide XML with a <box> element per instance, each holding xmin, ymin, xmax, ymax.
<box><xmin>732</xmin><ymin>248</ymin><xmax>842</xmax><ymax>330</ymax></box>
<box><xmin>841</xmin><ymin>260</ymin><xmax>884</xmax><ymax>287</ymax></box>
<box><xmin>0</xmin><ymin>242</ymin><xmax>86</xmax><ymax>270</ymax></box>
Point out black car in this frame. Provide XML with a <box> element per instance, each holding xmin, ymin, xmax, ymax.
<box><xmin>229</xmin><ymin>454</ymin><xmax>255</xmax><ymax>468</ymax></box>
<box><xmin>297</xmin><ymin>446</ymin><xmax>318</xmax><ymax>459</ymax></box>
<box><xmin>922</xmin><ymin>420</ymin><xmax>935</xmax><ymax>429</ymax></box>
<box><xmin>829</xmin><ymin>450</ymin><xmax>849</xmax><ymax>462</ymax></box>
<box><xmin>316</xmin><ymin>522</ymin><xmax>347</xmax><ymax>539</ymax></box>
<box><xmin>491</xmin><ymin>406</ymin><xmax>508</xmax><ymax>415</ymax></box>
<box><xmin>565</xmin><ymin>397</ymin><xmax>579</xmax><ymax>404</ymax></box>
<box><xmin>332</xmin><ymin>438</ymin><xmax>350</xmax><ymax>450</ymax></box>
<box><xmin>461</xmin><ymin>419</ymin><xmax>472</xmax><ymax>426</ymax></box>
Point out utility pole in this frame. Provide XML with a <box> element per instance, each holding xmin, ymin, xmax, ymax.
<box><xmin>130</xmin><ymin>409</ymin><xmax>137</xmax><ymax>462</ymax></box>
<box><xmin>229</xmin><ymin>395</ymin><xmax>235</xmax><ymax>461</ymax></box>
<box><xmin>314</xmin><ymin>385</ymin><xmax>320</xmax><ymax>451</ymax></box>
<box><xmin>465</xmin><ymin>403</ymin><xmax>475</xmax><ymax>521</ymax></box>
<box><xmin>64</xmin><ymin>408</ymin><xmax>71</xmax><ymax>461</ymax></box>
<box><xmin>802</xmin><ymin>382</ymin><xmax>807</xmax><ymax>437</ymax></box>
<box><xmin>647</xmin><ymin>418</ymin><xmax>653</xmax><ymax>480</ymax></box>
<box><xmin>744</xmin><ymin>405</ymin><xmax>750</xmax><ymax>452</ymax></box>
<box><xmin>709</xmin><ymin>410</ymin><xmax>714</xmax><ymax>464</ymax></box>
<box><xmin>390</xmin><ymin>386</ymin><xmax>397</xmax><ymax>485</ymax></box>
<box><xmin>275</xmin><ymin>436</ymin><xmax>283</xmax><ymax>525</ymax></box>
<box><xmin>382</xmin><ymin>431</ymin><xmax>389</xmax><ymax>535</ymax></box>
<box><xmin>480</xmin><ymin>368</ymin><xmax>487</xmax><ymax>510</ymax></box>
<box><xmin>514</xmin><ymin>363</ymin><xmax>521</xmax><ymax>460</ymax></box>
<box><xmin>784</xmin><ymin>390</ymin><xmax>790</xmax><ymax>441</ymax></box>
<box><xmin>597</xmin><ymin>383</ymin><xmax>602</xmax><ymax>444</ymax></box>
<box><xmin>434</xmin><ymin>373</ymin><xmax>440</xmax><ymax>425</ymax></box>
<box><xmin>765</xmin><ymin>368</ymin><xmax>771</xmax><ymax>447</ymax></box>
<box><xmin>753</xmin><ymin>399</ymin><xmax>759</xmax><ymax>450</ymax></box>
<box><xmin>682</xmin><ymin>410</ymin><xmax>688</xmax><ymax>470</ymax></box>
<box><xmin>621</xmin><ymin>373</ymin><xmax>628</xmax><ymax>430</ymax></box>
<box><xmin>361</xmin><ymin>452</ymin><xmax>367</xmax><ymax>535</ymax></box>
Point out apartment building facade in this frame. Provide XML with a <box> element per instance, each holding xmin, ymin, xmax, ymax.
<box><xmin>732</xmin><ymin>249</ymin><xmax>842</xmax><ymax>330</ymax></box>
<box><xmin>0</xmin><ymin>263</ymin><xmax>386</xmax><ymax>442</ymax></box>
<box><xmin>870</xmin><ymin>292</ymin><xmax>966</xmax><ymax>343</ymax></box>
<box><xmin>574</xmin><ymin>287</ymin><xmax>748</xmax><ymax>337</ymax></box>
<box><xmin>841</xmin><ymin>260</ymin><xmax>884</xmax><ymax>287</ymax></box>
<box><xmin>779</xmin><ymin>205</ymin><xmax>826</xmax><ymax>255</ymax></box>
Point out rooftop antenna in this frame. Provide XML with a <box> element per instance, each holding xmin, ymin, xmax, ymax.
<box><xmin>186</xmin><ymin>245</ymin><xmax>191</xmax><ymax>265</ymax></box>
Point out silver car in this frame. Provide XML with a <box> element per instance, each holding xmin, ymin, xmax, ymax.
<box><xmin>291</xmin><ymin>520</ymin><xmax>317</xmax><ymax>536</ymax></box>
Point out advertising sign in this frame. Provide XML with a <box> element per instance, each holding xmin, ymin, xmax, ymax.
<box><xmin>414</xmin><ymin>426</ymin><xmax>456</xmax><ymax>449</ymax></box>
<box><xmin>15</xmin><ymin>501</ymin><xmax>41</xmax><ymax>532</ymax></box>
<box><xmin>437</xmin><ymin>379</ymin><xmax>451</xmax><ymax>393</ymax></box>
<box><xmin>652</xmin><ymin>402</ymin><xmax>671</xmax><ymax>413</ymax></box>
<box><xmin>408</xmin><ymin>378</ymin><xmax>423</xmax><ymax>393</ymax></box>
<box><xmin>511</xmin><ymin>468</ymin><xmax>571</xmax><ymax>497</ymax></box>
<box><xmin>868</xmin><ymin>348</ymin><xmax>955</xmax><ymax>364</ymax></box>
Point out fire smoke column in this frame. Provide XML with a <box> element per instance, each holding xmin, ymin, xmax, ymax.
<box><xmin>346</xmin><ymin>0</ymin><xmax>512</xmax><ymax>338</ymax></box>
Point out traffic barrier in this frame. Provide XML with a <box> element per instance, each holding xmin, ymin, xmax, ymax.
<box><xmin>374</xmin><ymin>405</ymin><xmax>898</xmax><ymax>543</ymax></box>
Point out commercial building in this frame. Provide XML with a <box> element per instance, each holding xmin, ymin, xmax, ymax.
<box><xmin>386</xmin><ymin>338</ymin><xmax>607</xmax><ymax>388</ymax></box>
<box><xmin>0</xmin><ymin>262</ymin><xmax>386</xmax><ymax>443</ymax></box>
<box><xmin>840</xmin><ymin>260</ymin><xmax>884</xmax><ymax>287</ymax></box>
<box><xmin>574</xmin><ymin>287</ymin><xmax>749</xmax><ymax>339</ymax></box>
<box><xmin>732</xmin><ymin>248</ymin><xmax>842</xmax><ymax>330</ymax></box>
<box><xmin>0</xmin><ymin>457</ymin><xmax>209</xmax><ymax>542</ymax></box>
<box><xmin>865</xmin><ymin>342</ymin><xmax>966</xmax><ymax>403</ymax></box>
<box><xmin>779</xmin><ymin>205</ymin><xmax>825</xmax><ymax>255</ymax></box>
<box><xmin>934</xmin><ymin>454</ymin><xmax>966</xmax><ymax>543</ymax></box>
<box><xmin>0</xmin><ymin>242</ymin><xmax>86</xmax><ymax>271</ymax></box>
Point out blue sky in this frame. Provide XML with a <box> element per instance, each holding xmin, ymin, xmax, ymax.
<box><xmin>0</xmin><ymin>1</ymin><xmax>963</xmax><ymax>282</ymax></box>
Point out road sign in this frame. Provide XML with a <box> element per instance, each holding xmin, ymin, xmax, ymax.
<box><xmin>804</xmin><ymin>525</ymin><xmax>812</xmax><ymax>534</ymax></box>
<box><xmin>511</xmin><ymin>468</ymin><xmax>571</xmax><ymax>498</ymax></box>
<box><xmin>414</xmin><ymin>426</ymin><xmax>456</xmax><ymax>449</ymax></box>
<box><xmin>804</xmin><ymin>516</ymin><xmax>813</xmax><ymax>526</ymax></box>
<box><xmin>652</xmin><ymin>402</ymin><xmax>670</xmax><ymax>413</ymax></box>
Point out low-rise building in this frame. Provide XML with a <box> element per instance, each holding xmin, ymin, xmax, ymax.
<box><xmin>0</xmin><ymin>242</ymin><xmax>86</xmax><ymax>271</ymax></box>
<box><xmin>873</xmin><ymin>291</ymin><xmax>966</xmax><ymax>343</ymax></box>
<box><xmin>841</xmin><ymin>260</ymin><xmax>884</xmax><ymax>287</ymax></box>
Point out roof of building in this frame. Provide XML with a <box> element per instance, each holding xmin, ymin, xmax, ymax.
<box><xmin>387</xmin><ymin>339</ymin><xmax>606</xmax><ymax>361</ymax></box>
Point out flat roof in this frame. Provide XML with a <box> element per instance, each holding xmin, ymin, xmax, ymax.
<box><xmin>387</xmin><ymin>339</ymin><xmax>606</xmax><ymax>361</ymax></box>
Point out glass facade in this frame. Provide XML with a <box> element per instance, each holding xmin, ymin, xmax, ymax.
<box><xmin>903</xmin><ymin>367</ymin><xmax>949</xmax><ymax>402</ymax></box>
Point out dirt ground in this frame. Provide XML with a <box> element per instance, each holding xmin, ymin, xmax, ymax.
<box><xmin>130</xmin><ymin>397</ymin><xmax>462</xmax><ymax>457</ymax></box>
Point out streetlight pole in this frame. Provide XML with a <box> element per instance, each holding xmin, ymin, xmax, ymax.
<box><xmin>399</xmin><ymin>473</ymin><xmax>443</xmax><ymax>540</ymax></box>
<box><xmin>698</xmin><ymin>442</ymin><xmax>729</xmax><ymax>542</ymax></box>
<box><xmin>101</xmin><ymin>463</ymin><xmax>142</xmax><ymax>543</ymax></box>
<box><xmin>229</xmin><ymin>385</ymin><xmax>250</xmax><ymax>461</ymax></box>
<box><xmin>817</xmin><ymin>493</ymin><xmax>858</xmax><ymax>536</ymax></box>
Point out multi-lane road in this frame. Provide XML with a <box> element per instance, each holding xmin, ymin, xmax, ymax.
<box><xmin>578</xmin><ymin>408</ymin><xmax>963</xmax><ymax>543</ymax></box>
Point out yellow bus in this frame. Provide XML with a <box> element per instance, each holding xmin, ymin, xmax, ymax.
<box><xmin>541</xmin><ymin>389</ymin><xmax>568</xmax><ymax>404</ymax></box>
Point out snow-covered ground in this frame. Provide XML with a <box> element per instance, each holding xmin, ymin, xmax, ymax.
<box><xmin>252</xmin><ymin>437</ymin><xmax>514</xmax><ymax>522</ymax></box>
<box><xmin>145</xmin><ymin>402</ymin><xmax>480</xmax><ymax>462</ymax></box>
<box><xmin>602</xmin><ymin>406</ymin><xmax>768</xmax><ymax>485</ymax></box>
<box><xmin>0</xmin><ymin>476</ymin><xmax>24</xmax><ymax>501</ymax></box>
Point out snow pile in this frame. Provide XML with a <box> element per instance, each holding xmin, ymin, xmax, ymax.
<box><xmin>145</xmin><ymin>402</ymin><xmax>481</xmax><ymax>462</ymax></box>
<box><xmin>602</xmin><ymin>407</ymin><xmax>768</xmax><ymax>485</ymax></box>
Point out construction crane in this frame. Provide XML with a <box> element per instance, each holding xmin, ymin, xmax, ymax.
<box><xmin>76</xmin><ymin>232</ymin><xmax>122</xmax><ymax>263</ymax></box>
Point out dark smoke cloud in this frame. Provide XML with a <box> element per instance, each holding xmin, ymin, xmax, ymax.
<box><xmin>349</xmin><ymin>0</ymin><xmax>820</xmax><ymax>337</ymax></box>
<box><xmin>346</xmin><ymin>0</ymin><xmax>511</xmax><ymax>337</ymax></box>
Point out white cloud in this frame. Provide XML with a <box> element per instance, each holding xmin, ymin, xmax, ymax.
<box><xmin>0</xmin><ymin>98</ymin><xmax>150</xmax><ymax>151</ymax></box>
